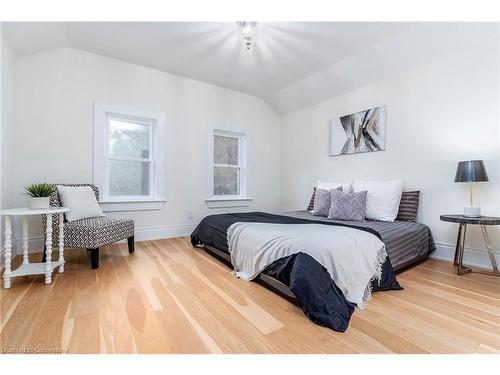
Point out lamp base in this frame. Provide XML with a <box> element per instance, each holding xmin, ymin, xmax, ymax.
<box><xmin>464</xmin><ymin>206</ymin><xmax>481</xmax><ymax>217</ymax></box>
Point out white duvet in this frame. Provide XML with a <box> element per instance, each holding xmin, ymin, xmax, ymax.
<box><xmin>227</xmin><ymin>222</ymin><xmax>387</xmax><ymax>310</ymax></box>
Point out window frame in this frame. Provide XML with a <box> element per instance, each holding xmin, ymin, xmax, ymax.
<box><xmin>206</xmin><ymin>129</ymin><xmax>252</xmax><ymax>208</ymax></box>
<box><xmin>93</xmin><ymin>103</ymin><xmax>165</xmax><ymax>211</ymax></box>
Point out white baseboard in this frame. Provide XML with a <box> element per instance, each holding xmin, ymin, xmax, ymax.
<box><xmin>134</xmin><ymin>224</ymin><xmax>196</xmax><ymax>242</ymax></box>
<box><xmin>431</xmin><ymin>242</ymin><xmax>500</xmax><ymax>269</ymax></box>
<box><xmin>4</xmin><ymin>223</ymin><xmax>197</xmax><ymax>258</ymax></box>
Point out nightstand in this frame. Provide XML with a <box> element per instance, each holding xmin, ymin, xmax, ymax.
<box><xmin>440</xmin><ymin>214</ymin><xmax>500</xmax><ymax>276</ymax></box>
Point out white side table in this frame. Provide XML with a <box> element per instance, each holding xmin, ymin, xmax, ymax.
<box><xmin>1</xmin><ymin>207</ymin><xmax>69</xmax><ymax>289</ymax></box>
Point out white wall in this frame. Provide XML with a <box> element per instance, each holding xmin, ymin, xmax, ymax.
<box><xmin>1</xmin><ymin>38</ymin><xmax>16</xmax><ymax>265</ymax></box>
<box><xmin>11</xmin><ymin>48</ymin><xmax>281</xmax><ymax>251</ymax></box>
<box><xmin>280</xmin><ymin>36</ymin><xmax>500</xmax><ymax>265</ymax></box>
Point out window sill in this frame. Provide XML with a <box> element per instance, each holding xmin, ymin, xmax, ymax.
<box><xmin>100</xmin><ymin>199</ymin><xmax>165</xmax><ymax>212</ymax></box>
<box><xmin>205</xmin><ymin>197</ymin><xmax>253</xmax><ymax>208</ymax></box>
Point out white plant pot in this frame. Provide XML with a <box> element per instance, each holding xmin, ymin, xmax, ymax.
<box><xmin>30</xmin><ymin>197</ymin><xmax>50</xmax><ymax>209</ymax></box>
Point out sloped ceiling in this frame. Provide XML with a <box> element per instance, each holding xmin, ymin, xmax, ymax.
<box><xmin>2</xmin><ymin>22</ymin><xmax>497</xmax><ymax>115</ymax></box>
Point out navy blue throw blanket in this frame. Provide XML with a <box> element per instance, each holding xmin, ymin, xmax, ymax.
<box><xmin>191</xmin><ymin>212</ymin><xmax>402</xmax><ymax>332</ymax></box>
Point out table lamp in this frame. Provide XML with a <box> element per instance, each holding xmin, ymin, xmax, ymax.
<box><xmin>454</xmin><ymin>160</ymin><xmax>489</xmax><ymax>217</ymax></box>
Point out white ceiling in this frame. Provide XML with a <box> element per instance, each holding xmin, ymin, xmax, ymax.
<box><xmin>2</xmin><ymin>22</ymin><xmax>497</xmax><ymax>114</ymax></box>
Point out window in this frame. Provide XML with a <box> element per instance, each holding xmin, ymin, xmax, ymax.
<box><xmin>94</xmin><ymin>104</ymin><xmax>165</xmax><ymax>211</ymax></box>
<box><xmin>214</xmin><ymin>133</ymin><xmax>241</xmax><ymax>196</ymax></box>
<box><xmin>206</xmin><ymin>129</ymin><xmax>251</xmax><ymax>208</ymax></box>
<box><xmin>107</xmin><ymin>116</ymin><xmax>153</xmax><ymax>198</ymax></box>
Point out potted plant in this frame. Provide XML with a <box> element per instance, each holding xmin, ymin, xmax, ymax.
<box><xmin>25</xmin><ymin>183</ymin><xmax>55</xmax><ymax>209</ymax></box>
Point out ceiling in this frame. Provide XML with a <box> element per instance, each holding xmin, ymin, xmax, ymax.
<box><xmin>2</xmin><ymin>22</ymin><xmax>497</xmax><ymax>114</ymax></box>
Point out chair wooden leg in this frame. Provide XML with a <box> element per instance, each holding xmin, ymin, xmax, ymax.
<box><xmin>42</xmin><ymin>246</ymin><xmax>47</xmax><ymax>262</ymax></box>
<box><xmin>127</xmin><ymin>235</ymin><xmax>135</xmax><ymax>254</ymax></box>
<box><xmin>88</xmin><ymin>248</ymin><xmax>99</xmax><ymax>269</ymax></box>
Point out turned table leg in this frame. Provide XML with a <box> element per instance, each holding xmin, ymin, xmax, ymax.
<box><xmin>44</xmin><ymin>213</ymin><xmax>53</xmax><ymax>285</ymax></box>
<box><xmin>3</xmin><ymin>216</ymin><xmax>12</xmax><ymax>289</ymax></box>
<box><xmin>22</xmin><ymin>217</ymin><xmax>29</xmax><ymax>265</ymax></box>
<box><xmin>58</xmin><ymin>212</ymin><xmax>65</xmax><ymax>273</ymax></box>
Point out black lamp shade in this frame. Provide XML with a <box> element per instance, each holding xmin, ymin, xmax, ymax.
<box><xmin>454</xmin><ymin>160</ymin><xmax>489</xmax><ymax>182</ymax></box>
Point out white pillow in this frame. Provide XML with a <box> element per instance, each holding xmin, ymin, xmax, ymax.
<box><xmin>353</xmin><ymin>179</ymin><xmax>403</xmax><ymax>222</ymax></box>
<box><xmin>317</xmin><ymin>180</ymin><xmax>352</xmax><ymax>193</ymax></box>
<box><xmin>56</xmin><ymin>185</ymin><xmax>105</xmax><ymax>222</ymax></box>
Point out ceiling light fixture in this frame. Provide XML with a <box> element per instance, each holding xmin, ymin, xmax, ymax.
<box><xmin>237</xmin><ymin>21</ymin><xmax>256</xmax><ymax>50</ymax></box>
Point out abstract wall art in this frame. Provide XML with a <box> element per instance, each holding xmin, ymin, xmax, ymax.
<box><xmin>329</xmin><ymin>106</ymin><xmax>386</xmax><ymax>156</ymax></box>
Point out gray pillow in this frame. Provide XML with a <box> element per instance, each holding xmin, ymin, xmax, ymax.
<box><xmin>312</xmin><ymin>186</ymin><xmax>342</xmax><ymax>217</ymax></box>
<box><xmin>396</xmin><ymin>191</ymin><xmax>420</xmax><ymax>221</ymax></box>
<box><xmin>327</xmin><ymin>189</ymin><xmax>367</xmax><ymax>221</ymax></box>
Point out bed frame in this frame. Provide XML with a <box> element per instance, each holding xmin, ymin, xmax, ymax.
<box><xmin>202</xmin><ymin>244</ymin><xmax>296</xmax><ymax>300</ymax></box>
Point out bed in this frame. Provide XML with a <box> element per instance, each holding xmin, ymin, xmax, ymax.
<box><xmin>191</xmin><ymin>210</ymin><xmax>435</xmax><ymax>332</ymax></box>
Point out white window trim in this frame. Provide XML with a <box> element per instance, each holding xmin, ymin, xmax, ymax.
<box><xmin>93</xmin><ymin>103</ymin><xmax>165</xmax><ymax>211</ymax></box>
<box><xmin>206</xmin><ymin>129</ymin><xmax>252</xmax><ymax>208</ymax></box>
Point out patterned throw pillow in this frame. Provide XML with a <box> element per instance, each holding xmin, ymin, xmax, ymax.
<box><xmin>307</xmin><ymin>187</ymin><xmax>316</xmax><ymax>211</ymax></box>
<box><xmin>327</xmin><ymin>189</ymin><xmax>368</xmax><ymax>221</ymax></box>
<box><xmin>396</xmin><ymin>191</ymin><xmax>420</xmax><ymax>221</ymax></box>
<box><xmin>312</xmin><ymin>187</ymin><xmax>342</xmax><ymax>217</ymax></box>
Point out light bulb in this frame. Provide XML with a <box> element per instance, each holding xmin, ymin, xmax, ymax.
<box><xmin>237</xmin><ymin>21</ymin><xmax>256</xmax><ymax>51</ymax></box>
<box><xmin>242</xmin><ymin>24</ymin><xmax>252</xmax><ymax>36</ymax></box>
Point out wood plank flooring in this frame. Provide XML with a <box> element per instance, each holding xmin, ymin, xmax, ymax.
<box><xmin>1</xmin><ymin>237</ymin><xmax>499</xmax><ymax>354</ymax></box>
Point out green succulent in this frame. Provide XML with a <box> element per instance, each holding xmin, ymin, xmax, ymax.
<box><xmin>25</xmin><ymin>183</ymin><xmax>55</xmax><ymax>198</ymax></box>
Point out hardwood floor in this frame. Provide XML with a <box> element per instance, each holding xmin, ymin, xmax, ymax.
<box><xmin>1</xmin><ymin>237</ymin><xmax>499</xmax><ymax>354</ymax></box>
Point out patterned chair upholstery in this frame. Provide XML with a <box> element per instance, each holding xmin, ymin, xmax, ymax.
<box><xmin>42</xmin><ymin>184</ymin><xmax>135</xmax><ymax>269</ymax></box>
